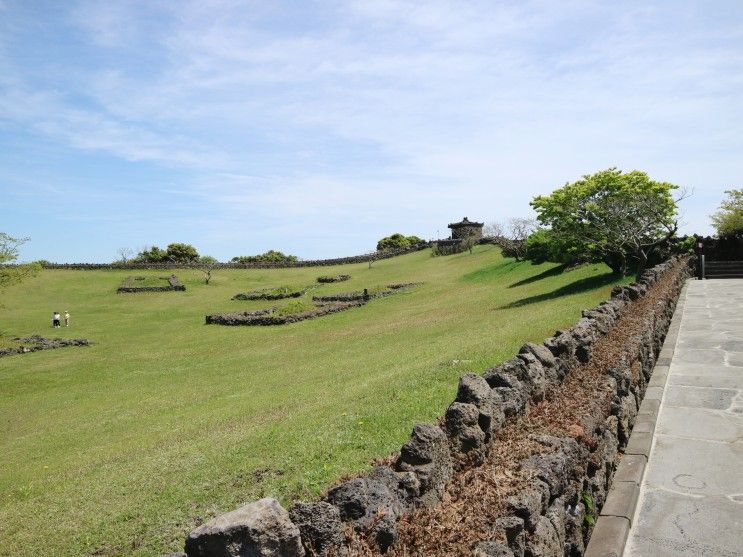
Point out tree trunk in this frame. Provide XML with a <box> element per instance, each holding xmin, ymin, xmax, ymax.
<box><xmin>606</xmin><ymin>252</ymin><xmax>627</xmax><ymax>276</ymax></box>
<box><xmin>635</xmin><ymin>250</ymin><xmax>648</xmax><ymax>281</ymax></box>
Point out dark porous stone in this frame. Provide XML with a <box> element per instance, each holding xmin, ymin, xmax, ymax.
<box><xmin>472</xmin><ymin>540</ymin><xmax>514</xmax><ymax>556</ymax></box>
<box><xmin>495</xmin><ymin>516</ymin><xmax>525</xmax><ymax>557</ymax></box>
<box><xmin>544</xmin><ymin>331</ymin><xmax>576</xmax><ymax>360</ymax></box>
<box><xmin>482</xmin><ymin>367</ymin><xmax>529</xmax><ymax>417</ymax></box>
<box><xmin>607</xmin><ymin>360</ymin><xmax>632</xmax><ymax>396</ymax></box>
<box><xmin>289</xmin><ymin>501</ymin><xmax>343</xmax><ymax>556</ymax></box>
<box><xmin>482</xmin><ymin>368</ymin><xmax>522</xmax><ymax>390</ymax></box>
<box><xmin>519</xmin><ymin>342</ymin><xmax>556</xmax><ymax>369</ymax></box>
<box><xmin>184</xmin><ymin>497</ymin><xmax>304</xmax><ymax>557</ymax></box>
<box><xmin>457</xmin><ymin>373</ymin><xmax>493</xmax><ymax>407</ymax></box>
<box><xmin>570</xmin><ymin>318</ymin><xmax>598</xmax><ymax>363</ymax></box>
<box><xmin>611</xmin><ymin>284</ymin><xmax>629</xmax><ymax>300</ymax></box>
<box><xmin>564</xmin><ymin>501</ymin><xmax>586</xmax><ymax>556</ymax></box>
<box><xmin>327</xmin><ymin>467</ymin><xmax>402</xmax><ymax>521</ymax></box>
<box><xmin>498</xmin><ymin>357</ymin><xmax>532</xmax><ymax>385</ymax></box>
<box><xmin>616</xmin><ymin>393</ymin><xmax>639</xmax><ymax>446</ymax></box>
<box><xmin>506</xmin><ymin>489</ymin><xmax>544</xmax><ymax>532</ymax></box>
<box><xmin>445</xmin><ymin>402</ymin><xmax>486</xmax><ymax>454</ymax></box>
<box><xmin>492</xmin><ymin>387</ymin><xmax>527</xmax><ymax>418</ymax></box>
<box><xmin>399</xmin><ymin>423</ymin><xmax>446</xmax><ymax>466</ymax></box>
<box><xmin>524</xmin><ymin>515</ymin><xmax>562</xmax><ymax>557</ymax></box>
<box><xmin>520</xmin><ymin>437</ymin><xmax>580</xmax><ymax>502</ymax></box>
<box><xmin>395</xmin><ymin>423</ymin><xmax>452</xmax><ymax>507</ymax></box>
<box><xmin>326</xmin><ymin>466</ymin><xmax>404</xmax><ymax>552</ymax></box>
<box><xmin>516</xmin><ymin>352</ymin><xmax>549</xmax><ymax>398</ymax></box>
<box><xmin>545</xmin><ymin>497</ymin><xmax>566</xmax><ymax>551</ymax></box>
<box><xmin>581</xmin><ymin>308</ymin><xmax>615</xmax><ymax>334</ymax></box>
<box><xmin>531</xmin><ymin>479</ymin><xmax>550</xmax><ymax>514</ymax></box>
<box><xmin>456</xmin><ymin>373</ymin><xmax>505</xmax><ymax>439</ymax></box>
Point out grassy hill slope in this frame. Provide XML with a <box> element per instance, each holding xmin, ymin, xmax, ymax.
<box><xmin>0</xmin><ymin>246</ymin><xmax>629</xmax><ymax>556</ymax></box>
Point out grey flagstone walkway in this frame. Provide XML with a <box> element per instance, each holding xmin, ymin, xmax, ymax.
<box><xmin>625</xmin><ymin>279</ymin><xmax>743</xmax><ymax>556</ymax></box>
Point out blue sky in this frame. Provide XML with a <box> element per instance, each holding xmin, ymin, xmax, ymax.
<box><xmin>1</xmin><ymin>1</ymin><xmax>742</xmax><ymax>262</ymax></box>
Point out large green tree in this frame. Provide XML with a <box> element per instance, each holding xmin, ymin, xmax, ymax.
<box><xmin>711</xmin><ymin>189</ymin><xmax>743</xmax><ymax>237</ymax></box>
<box><xmin>530</xmin><ymin>168</ymin><xmax>684</xmax><ymax>278</ymax></box>
<box><xmin>231</xmin><ymin>250</ymin><xmax>298</xmax><ymax>263</ymax></box>
<box><xmin>165</xmin><ymin>243</ymin><xmax>199</xmax><ymax>262</ymax></box>
<box><xmin>135</xmin><ymin>243</ymin><xmax>199</xmax><ymax>263</ymax></box>
<box><xmin>0</xmin><ymin>233</ymin><xmax>41</xmax><ymax>294</ymax></box>
<box><xmin>135</xmin><ymin>246</ymin><xmax>167</xmax><ymax>262</ymax></box>
<box><xmin>376</xmin><ymin>233</ymin><xmax>425</xmax><ymax>251</ymax></box>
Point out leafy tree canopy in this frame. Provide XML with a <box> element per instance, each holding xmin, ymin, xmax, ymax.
<box><xmin>711</xmin><ymin>189</ymin><xmax>743</xmax><ymax>237</ymax></box>
<box><xmin>0</xmin><ymin>233</ymin><xmax>41</xmax><ymax>293</ymax></box>
<box><xmin>376</xmin><ymin>233</ymin><xmax>425</xmax><ymax>251</ymax></box>
<box><xmin>530</xmin><ymin>168</ymin><xmax>683</xmax><ymax>277</ymax></box>
<box><xmin>165</xmin><ymin>243</ymin><xmax>199</xmax><ymax>262</ymax></box>
<box><xmin>135</xmin><ymin>243</ymin><xmax>199</xmax><ymax>263</ymax></box>
<box><xmin>231</xmin><ymin>250</ymin><xmax>298</xmax><ymax>263</ymax></box>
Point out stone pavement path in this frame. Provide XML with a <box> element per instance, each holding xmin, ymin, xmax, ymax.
<box><xmin>625</xmin><ymin>279</ymin><xmax>743</xmax><ymax>556</ymax></box>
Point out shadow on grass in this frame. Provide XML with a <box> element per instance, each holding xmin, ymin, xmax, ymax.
<box><xmin>462</xmin><ymin>260</ymin><xmax>522</xmax><ymax>282</ymax></box>
<box><xmin>508</xmin><ymin>264</ymin><xmax>567</xmax><ymax>288</ymax></box>
<box><xmin>499</xmin><ymin>272</ymin><xmax>618</xmax><ymax>309</ymax></box>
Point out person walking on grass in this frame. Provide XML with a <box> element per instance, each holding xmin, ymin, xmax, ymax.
<box><xmin>64</xmin><ymin>310</ymin><xmax>70</xmax><ymax>327</ymax></box>
<box><xmin>52</xmin><ymin>311</ymin><xmax>61</xmax><ymax>328</ymax></box>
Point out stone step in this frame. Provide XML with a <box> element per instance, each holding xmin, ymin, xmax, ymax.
<box><xmin>704</xmin><ymin>260</ymin><xmax>743</xmax><ymax>279</ymax></box>
<box><xmin>706</xmin><ymin>262</ymin><xmax>743</xmax><ymax>268</ymax></box>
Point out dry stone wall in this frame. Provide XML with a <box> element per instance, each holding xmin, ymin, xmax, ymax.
<box><xmin>117</xmin><ymin>275</ymin><xmax>185</xmax><ymax>292</ymax></box>
<box><xmin>180</xmin><ymin>256</ymin><xmax>694</xmax><ymax>557</ymax></box>
<box><xmin>0</xmin><ymin>335</ymin><xmax>90</xmax><ymax>358</ymax></box>
<box><xmin>205</xmin><ymin>302</ymin><xmax>365</xmax><ymax>326</ymax></box>
<box><xmin>40</xmin><ymin>245</ymin><xmax>429</xmax><ymax>270</ymax></box>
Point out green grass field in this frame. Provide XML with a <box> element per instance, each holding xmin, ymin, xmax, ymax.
<box><xmin>0</xmin><ymin>246</ymin><xmax>629</xmax><ymax>556</ymax></box>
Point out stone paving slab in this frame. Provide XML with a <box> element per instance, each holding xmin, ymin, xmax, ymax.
<box><xmin>629</xmin><ymin>489</ymin><xmax>743</xmax><ymax>557</ymax></box>
<box><xmin>625</xmin><ymin>279</ymin><xmax>743</xmax><ymax>557</ymax></box>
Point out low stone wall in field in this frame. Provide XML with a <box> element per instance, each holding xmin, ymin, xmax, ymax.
<box><xmin>205</xmin><ymin>302</ymin><xmax>365</xmax><ymax>326</ymax></box>
<box><xmin>0</xmin><ymin>335</ymin><xmax>90</xmax><ymax>358</ymax></box>
<box><xmin>179</xmin><ymin>256</ymin><xmax>694</xmax><ymax>557</ymax></box>
<box><xmin>312</xmin><ymin>283</ymin><xmax>421</xmax><ymax>303</ymax></box>
<box><xmin>231</xmin><ymin>287</ymin><xmax>310</xmax><ymax>301</ymax></box>
<box><xmin>209</xmin><ymin>284</ymin><xmax>421</xmax><ymax>326</ymax></box>
<box><xmin>316</xmin><ymin>274</ymin><xmax>351</xmax><ymax>283</ymax></box>
<box><xmin>117</xmin><ymin>275</ymin><xmax>185</xmax><ymax>293</ymax></box>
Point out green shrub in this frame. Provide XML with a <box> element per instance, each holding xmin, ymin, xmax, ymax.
<box><xmin>231</xmin><ymin>251</ymin><xmax>298</xmax><ymax>263</ymax></box>
<box><xmin>582</xmin><ymin>490</ymin><xmax>596</xmax><ymax>526</ymax></box>
<box><xmin>276</xmin><ymin>299</ymin><xmax>315</xmax><ymax>316</ymax></box>
<box><xmin>376</xmin><ymin>234</ymin><xmax>426</xmax><ymax>251</ymax></box>
<box><xmin>232</xmin><ymin>285</ymin><xmax>307</xmax><ymax>300</ymax></box>
<box><xmin>317</xmin><ymin>274</ymin><xmax>351</xmax><ymax>283</ymax></box>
